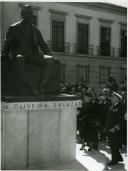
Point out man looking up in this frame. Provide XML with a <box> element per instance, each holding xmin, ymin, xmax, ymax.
<box><xmin>104</xmin><ymin>92</ymin><xmax>124</xmax><ymax>166</ymax></box>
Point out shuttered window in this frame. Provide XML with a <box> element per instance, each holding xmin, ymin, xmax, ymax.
<box><xmin>77</xmin><ymin>23</ymin><xmax>89</xmax><ymax>54</ymax></box>
<box><xmin>99</xmin><ymin>66</ymin><xmax>111</xmax><ymax>83</ymax></box>
<box><xmin>77</xmin><ymin>65</ymin><xmax>89</xmax><ymax>83</ymax></box>
<box><xmin>52</xmin><ymin>20</ymin><xmax>64</xmax><ymax>52</ymax></box>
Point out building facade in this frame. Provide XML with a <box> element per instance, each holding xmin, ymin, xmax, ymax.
<box><xmin>1</xmin><ymin>2</ymin><xmax>127</xmax><ymax>90</ymax></box>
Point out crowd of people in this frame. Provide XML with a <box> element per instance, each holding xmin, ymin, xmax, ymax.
<box><xmin>60</xmin><ymin>75</ymin><xmax>127</xmax><ymax>166</ymax></box>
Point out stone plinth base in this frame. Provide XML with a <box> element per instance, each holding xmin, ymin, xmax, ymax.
<box><xmin>1</xmin><ymin>95</ymin><xmax>82</xmax><ymax>170</ymax></box>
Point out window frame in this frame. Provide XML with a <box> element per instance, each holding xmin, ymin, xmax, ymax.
<box><xmin>120</xmin><ymin>28</ymin><xmax>127</xmax><ymax>57</ymax></box>
<box><xmin>76</xmin><ymin>65</ymin><xmax>90</xmax><ymax>83</ymax></box>
<box><xmin>51</xmin><ymin>20</ymin><xmax>65</xmax><ymax>52</ymax></box>
<box><xmin>99</xmin><ymin>19</ymin><xmax>113</xmax><ymax>57</ymax></box>
<box><xmin>120</xmin><ymin>67</ymin><xmax>126</xmax><ymax>83</ymax></box>
<box><xmin>100</xmin><ymin>26</ymin><xmax>111</xmax><ymax>56</ymax></box>
<box><xmin>77</xmin><ymin>23</ymin><xmax>89</xmax><ymax>54</ymax></box>
<box><xmin>99</xmin><ymin>66</ymin><xmax>111</xmax><ymax>84</ymax></box>
<box><xmin>49</xmin><ymin>9</ymin><xmax>67</xmax><ymax>53</ymax></box>
<box><xmin>75</xmin><ymin>14</ymin><xmax>91</xmax><ymax>55</ymax></box>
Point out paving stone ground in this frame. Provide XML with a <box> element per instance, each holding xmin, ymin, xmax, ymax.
<box><xmin>76</xmin><ymin>141</ymin><xmax>127</xmax><ymax>171</ymax></box>
<box><xmin>36</xmin><ymin>141</ymin><xmax>127</xmax><ymax>170</ymax></box>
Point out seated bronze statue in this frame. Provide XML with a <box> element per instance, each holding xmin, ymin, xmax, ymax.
<box><xmin>1</xmin><ymin>5</ymin><xmax>61</xmax><ymax>96</ymax></box>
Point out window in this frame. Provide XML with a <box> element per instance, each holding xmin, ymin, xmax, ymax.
<box><xmin>52</xmin><ymin>20</ymin><xmax>64</xmax><ymax>52</ymax></box>
<box><xmin>77</xmin><ymin>23</ymin><xmax>89</xmax><ymax>54</ymax></box>
<box><xmin>49</xmin><ymin>9</ymin><xmax>68</xmax><ymax>53</ymax></box>
<box><xmin>120</xmin><ymin>67</ymin><xmax>126</xmax><ymax>83</ymax></box>
<box><xmin>66</xmin><ymin>65</ymin><xmax>76</xmax><ymax>84</ymax></box>
<box><xmin>99</xmin><ymin>66</ymin><xmax>111</xmax><ymax>83</ymax></box>
<box><xmin>120</xmin><ymin>29</ymin><xmax>127</xmax><ymax>57</ymax></box>
<box><xmin>77</xmin><ymin>65</ymin><xmax>89</xmax><ymax>83</ymax></box>
<box><xmin>75</xmin><ymin>14</ymin><xmax>92</xmax><ymax>55</ymax></box>
<box><xmin>61</xmin><ymin>64</ymin><xmax>66</xmax><ymax>83</ymax></box>
<box><xmin>100</xmin><ymin>27</ymin><xmax>111</xmax><ymax>56</ymax></box>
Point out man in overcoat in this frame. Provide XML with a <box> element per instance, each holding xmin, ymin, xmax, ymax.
<box><xmin>2</xmin><ymin>4</ymin><xmax>53</xmax><ymax>95</ymax></box>
<box><xmin>104</xmin><ymin>92</ymin><xmax>124</xmax><ymax>166</ymax></box>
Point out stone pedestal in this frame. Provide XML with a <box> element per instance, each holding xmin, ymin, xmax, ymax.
<box><xmin>1</xmin><ymin>95</ymin><xmax>82</xmax><ymax>170</ymax></box>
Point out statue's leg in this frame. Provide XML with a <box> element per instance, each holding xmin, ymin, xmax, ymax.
<box><xmin>13</xmin><ymin>55</ymin><xmax>40</xmax><ymax>96</ymax></box>
<box><xmin>1</xmin><ymin>60</ymin><xmax>13</xmax><ymax>95</ymax></box>
<box><xmin>38</xmin><ymin>58</ymin><xmax>54</xmax><ymax>94</ymax></box>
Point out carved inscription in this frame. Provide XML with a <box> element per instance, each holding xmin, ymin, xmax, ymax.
<box><xmin>1</xmin><ymin>100</ymin><xmax>82</xmax><ymax>111</ymax></box>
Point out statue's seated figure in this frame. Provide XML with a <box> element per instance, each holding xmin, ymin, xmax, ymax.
<box><xmin>1</xmin><ymin>5</ymin><xmax>61</xmax><ymax>96</ymax></box>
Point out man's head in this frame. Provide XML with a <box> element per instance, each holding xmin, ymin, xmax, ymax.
<box><xmin>21</xmin><ymin>5</ymin><xmax>33</xmax><ymax>24</ymax></box>
<box><xmin>102</xmin><ymin>88</ymin><xmax>110</xmax><ymax>97</ymax></box>
<box><xmin>111</xmin><ymin>92</ymin><xmax>122</xmax><ymax>105</ymax></box>
<box><xmin>82</xmin><ymin>92</ymin><xmax>92</xmax><ymax>103</ymax></box>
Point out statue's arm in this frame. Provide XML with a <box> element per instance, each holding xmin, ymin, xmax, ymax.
<box><xmin>1</xmin><ymin>26</ymin><xmax>14</xmax><ymax>61</ymax></box>
<box><xmin>39</xmin><ymin>31</ymin><xmax>52</xmax><ymax>56</ymax></box>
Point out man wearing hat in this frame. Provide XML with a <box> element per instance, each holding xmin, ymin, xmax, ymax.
<box><xmin>79</xmin><ymin>91</ymin><xmax>99</xmax><ymax>151</ymax></box>
<box><xmin>104</xmin><ymin>92</ymin><xmax>124</xmax><ymax>166</ymax></box>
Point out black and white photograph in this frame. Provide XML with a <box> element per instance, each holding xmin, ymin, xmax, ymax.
<box><xmin>1</xmin><ymin>1</ymin><xmax>127</xmax><ymax>170</ymax></box>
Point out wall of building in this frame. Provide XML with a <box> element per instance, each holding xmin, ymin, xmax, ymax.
<box><xmin>1</xmin><ymin>2</ymin><xmax>127</xmax><ymax>89</ymax></box>
<box><xmin>55</xmin><ymin>53</ymin><xmax>126</xmax><ymax>89</ymax></box>
<box><xmin>1</xmin><ymin>2</ymin><xmax>20</xmax><ymax>44</ymax></box>
<box><xmin>36</xmin><ymin>2</ymin><xmax>127</xmax><ymax>49</ymax></box>
<box><xmin>1</xmin><ymin>2</ymin><xmax>127</xmax><ymax>48</ymax></box>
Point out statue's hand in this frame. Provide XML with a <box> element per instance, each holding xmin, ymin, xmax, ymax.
<box><xmin>44</xmin><ymin>55</ymin><xmax>55</xmax><ymax>64</ymax></box>
<box><xmin>44</xmin><ymin>55</ymin><xmax>53</xmax><ymax>59</ymax></box>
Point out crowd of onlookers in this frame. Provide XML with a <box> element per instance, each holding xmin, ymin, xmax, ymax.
<box><xmin>59</xmin><ymin>75</ymin><xmax>127</xmax><ymax>152</ymax></box>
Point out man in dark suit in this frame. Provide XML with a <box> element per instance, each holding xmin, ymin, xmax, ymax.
<box><xmin>104</xmin><ymin>92</ymin><xmax>124</xmax><ymax>166</ymax></box>
<box><xmin>2</xmin><ymin>4</ymin><xmax>53</xmax><ymax>95</ymax></box>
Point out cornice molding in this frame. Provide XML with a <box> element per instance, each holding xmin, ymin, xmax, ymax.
<box><xmin>48</xmin><ymin>9</ymin><xmax>68</xmax><ymax>15</ymax></box>
<box><xmin>98</xmin><ymin>18</ymin><xmax>114</xmax><ymax>23</ymax></box>
<box><xmin>61</xmin><ymin>2</ymin><xmax>127</xmax><ymax>16</ymax></box>
<box><xmin>75</xmin><ymin>14</ymin><xmax>93</xmax><ymax>20</ymax></box>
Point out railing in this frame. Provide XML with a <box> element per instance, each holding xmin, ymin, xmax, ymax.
<box><xmin>73</xmin><ymin>44</ymin><xmax>94</xmax><ymax>55</ymax></box>
<box><xmin>117</xmin><ymin>48</ymin><xmax>127</xmax><ymax>58</ymax></box>
<box><xmin>96</xmin><ymin>46</ymin><xmax>115</xmax><ymax>57</ymax></box>
<box><xmin>47</xmin><ymin>41</ymin><xmax>70</xmax><ymax>54</ymax></box>
<box><xmin>47</xmin><ymin>41</ymin><xmax>126</xmax><ymax>58</ymax></box>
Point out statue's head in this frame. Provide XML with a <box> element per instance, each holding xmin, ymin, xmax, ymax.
<box><xmin>21</xmin><ymin>5</ymin><xmax>33</xmax><ymax>24</ymax></box>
